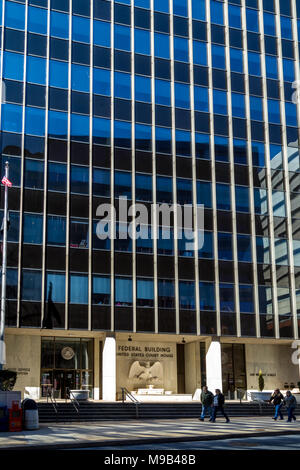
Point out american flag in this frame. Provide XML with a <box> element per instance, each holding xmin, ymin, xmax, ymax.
<box><xmin>1</xmin><ymin>176</ymin><xmax>12</xmax><ymax>187</ymax></box>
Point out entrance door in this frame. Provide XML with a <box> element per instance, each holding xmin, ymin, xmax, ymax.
<box><xmin>221</xmin><ymin>344</ymin><xmax>247</xmax><ymax>398</ymax></box>
<box><xmin>53</xmin><ymin>370</ymin><xmax>76</xmax><ymax>399</ymax></box>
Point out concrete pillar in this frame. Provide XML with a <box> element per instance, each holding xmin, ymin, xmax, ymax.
<box><xmin>93</xmin><ymin>339</ymin><xmax>100</xmax><ymax>400</ymax></box>
<box><xmin>206</xmin><ymin>338</ymin><xmax>223</xmax><ymax>393</ymax></box>
<box><xmin>102</xmin><ymin>336</ymin><xmax>116</xmax><ymax>401</ymax></box>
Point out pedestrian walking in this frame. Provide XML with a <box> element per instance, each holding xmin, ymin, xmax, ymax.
<box><xmin>199</xmin><ymin>386</ymin><xmax>214</xmax><ymax>421</ymax></box>
<box><xmin>283</xmin><ymin>391</ymin><xmax>297</xmax><ymax>423</ymax></box>
<box><xmin>269</xmin><ymin>388</ymin><xmax>284</xmax><ymax>420</ymax></box>
<box><xmin>211</xmin><ymin>389</ymin><xmax>230</xmax><ymax>423</ymax></box>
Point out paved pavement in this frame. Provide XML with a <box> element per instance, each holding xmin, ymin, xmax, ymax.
<box><xmin>0</xmin><ymin>417</ymin><xmax>300</xmax><ymax>450</ymax></box>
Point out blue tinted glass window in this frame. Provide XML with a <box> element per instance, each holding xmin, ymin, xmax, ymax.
<box><xmin>93</xmin><ymin>68</ymin><xmax>111</xmax><ymax>96</ymax></box>
<box><xmin>48</xmin><ymin>162</ymin><xmax>67</xmax><ymax>192</ymax></box>
<box><xmin>92</xmin><ymin>275</ymin><xmax>111</xmax><ymax>305</ymax></box>
<box><xmin>233</xmin><ymin>139</ymin><xmax>247</xmax><ymax>164</ymax></box>
<box><xmin>93</xmin><ymin>117</ymin><xmax>111</xmax><ymax>144</ymax></box>
<box><xmin>195</xmin><ymin>133</ymin><xmax>210</xmax><ymax>160</ymax></box>
<box><xmin>193</xmin><ymin>40</ymin><xmax>207</xmax><ymax>66</ymax></box>
<box><xmin>154</xmin><ymin>0</ymin><xmax>169</xmax><ymax>13</ymax></box>
<box><xmin>25</xmin><ymin>107</ymin><xmax>45</xmax><ymax>136</ymax></box>
<box><xmin>228</xmin><ymin>4</ymin><xmax>241</xmax><ymax>29</ymax></box>
<box><xmin>198</xmin><ymin>231</ymin><xmax>213</xmax><ymax>259</ymax></box>
<box><xmin>175</xmin><ymin>83</ymin><xmax>190</xmax><ymax>109</ymax></box>
<box><xmin>136</xmin><ymin>174</ymin><xmax>152</xmax><ymax>201</ymax></box>
<box><xmin>115</xmin><ymin>24</ymin><xmax>131</xmax><ymax>51</ymax></box>
<box><xmin>27</xmin><ymin>56</ymin><xmax>46</xmax><ymax>84</ymax></box>
<box><xmin>156</xmin><ymin>126</ymin><xmax>171</xmax><ymax>154</ymax></box>
<box><xmin>176</xmin><ymin>130</ymin><xmax>190</xmax><ymax>156</ymax></box>
<box><xmin>0</xmin><ymin>211</ymin><xmax>19</xmax><ymax>243</ymax></box>
<box><xmin>215</xmin><ymin>136</ymin><xmax>229</xmax><ymax>162</ymax></box>
<box><xmin>250</xmin><ymin>96</ymin><xmax>263</xmax><ymax>121</ymax></box>
<box><xmin>216</xmin><ymin>184</ymin><xmax>231</xmax><ymax>210</ymax></box>
<box><xmin>135</xmin><ymin>75</ymin><xmax>151</xmax><ymax>102</ymax></box>
<box><xmin>158</xmin><ymin>279</ymin><xmax>175</xmax><ymax>308</ymax></box>
<box><xmin>268</xmin><ymin>99</ymin><xmax>281</xmax><ymax>124</ymax></box>
<box><xmin>49</xmin><ymin>60</ymin><xmax>68</xmax><ymax>88</ymax></box>
<box><xmin>272</xmin><ymin>191</ymin><xmax>286</xmax><ymax>217</ymax></box>
<box><xmin>285</xmin><ymin>102</ymin><xmax>297</xmax><ymax>127</ymax></box>
<box><xmin>174</xmin><ymin>0</ymin><xmax>188</xmax><ymax>17</ymax></box>
<box><xmin>246</xmin><ymin>8</ymin><xmax>259</xmax><ymax>32</ymax></box>
<box><xmin>47</xmin><ymin>215</ymin><xmax>66</xmax><ymax>246</ymax></box>
<box><xmin>239</xmin><ymin>285</ymin><xmax>254</xmax><ymax>313</ymax></box>
<box><xmin>114</xmin><ymin>72</ymin><xmax>131</xmax><ymax>99</ymax></box>
<box><xmin>200</xmin><ymin>282</ymin><xmax>215</xmax><ymax>310</ymax></box>
<box><xmin>194</xmin><ymin>86</ymin><xmax>208</xmax><ymax>112</ymax></box>
<box><xmin>136</xmin><ymin>123</ymin><xmax>152</xmax><ymax>151</ymax></box>
<box><xmin>70</xmin><ymin>274</ymin><xmax>88</xmax><ymax>304</ymax></box>
<box><xmin>157</xmin><ymin>176</ymin><xmax>173</xmax><ymax>203</ymax></box>
<box><xmin>50</xmin><ymin>11</ymin><xmax>69</xmax><ymax>39</ymax></box>
<box><xmin>115</xmin><ymin>171</ymin><xmax>131</xmax><ymax>198</ymax></box>
<box><xmin>48</xmin><ymin>110</ymin><xmax>68</xmax><ymax>138</ymax></box>
<box><xmin>232</xmin><ymin>93</ymin><xmax>245</xmax><ymax>118</ymax></box>
<box><xmin>135</xmin><ymin>28</ymin><xmax>150</xmax><ymax>55</ymax></box>
<box><xmin>1</xmin><ymin>104</ymin><xmax>22</xmax><ymax>133</ymax></box>
<box><xmin>192</xmin><ymin>0</ymin><xmax>205</xmax><ymax>21</ymax></box>
<box><xmin>212</xmin><ymin>45</ymin><xmax>226</xmax><ymax>69</ymax></box>
<box><xmin>28</xmin><ymin>6</ymin><xmax>48</xmax><ymax>34</ymax></box>
<box><xmin>70</xmin><ymin>219</ymin><xmax>89</xmax><ymax>248</ymax></box>
<box><xmin>155</xmin><ymin>79</ymin><xmax>171</xmax><ymax>106</ymax></box>
<box><xmin>158</xmin><ymin>227</ymin><xmax>173</xmax><ymax>255</ymax></box>
<box><xmin>3</xmin><ymin>52</ymin><xmax>24</xmax><ymax>81</ymax></box>
<box><xmin>283</xmin><ymin>59</ymin><xmax>295</xmax><ymax>82</ymax></box>
<box><xmin>174</xmin><ymin>37</ymin><xmax>189</xmax><ymax>62</ymax></box>
<box><xmin>254</xmin><ymin>188</ymin><xmax>268</xmax><ymax>214</ymax></box>
<box><xmin>177</xmin><ymin>178</ymin><xmax>192</xmax><ymax>204</ymax></box>
<box><xmin>252</xmin><ymin>141</ymin><xmax>265</xmax><ymax>166</ymax></box>
<box><xmin>46</xmin><ymin>272</ymin><xmax>65</xmax><ymax>303</ymax></box>
<box><xmin>72</xmin><ymin>64</ymin><xmax>90</xmax><ymax>92</ymax></box>
<box><xmin>211</xmin><ymin>0</ymin><xmax>224</xmax><ymax>25</ymax></box>
<box><xmin>22</xmin><ymin>270</ymin><xmax>42</xmax><ymax>301</ymax></box>
<box><xmin>258</xmin><ymin>286</ymin><xmax>273</xmax><ymax>314</ymax></box>
<box><xmin>265</xmin><ymin>55</ymin><xmax>278</xmax><ymax>79</ymax></box>
<box><xmin>264</xmin><ymin>12</ymin><xmax>276</xmax><ymax>36</ymax></box>
<box><xmin>5</xmin><ymin>1</ymin><xmax>25</xmax><ymax>30</ymax></box>
<box><xmin>23</xmin><ymin>213</ymin><xmax>43</xmax><ymax>244</ymax></box>
<box><xmin>275</xmin><ymin>238</ymin><xmax>288</xmax><ymax>265</ymax></box>
<box><xmin>230</xmin><ymin>48</ymin><xmax>243</xmax><ymax>73</ymax></box>
<box><xmin>135</xmin><ymin>0</ymin><xmax>150</xmax><ymax>7</ymax></box>
<box><xmin>115</xmin><ymin>277</ymin><xmax>133</xmax><ymax>306</ymax></box>
<box><xmin>24</xmin><ymin>159</ymin><xmax>44</xmax><ymax>189</ymax></box>
<box><xmin>248</xmin><ymin>52</ymin><xmax>261</xmax><ymax>76</ymax></box>
<box><xmin>154</xmin><ymin>33</ymin><xmax>170</xmax><ymax>59</ymax></box>
<box><xmin>71</xmin><ymin>114</ymin><xmax>89</xmax><ymax>142</ymax></box>
<box><xmin>115</xmin><ymin>223</ymin><xmax>132</xmax><ymax>252</ymax></box>
<box><xmin>237</xmin><ymin>234</ymin><xmax>252</xmax><ymax>262</ymax></box>
<box><xmin>197</xmin><ymin>181</ymin><xmax>212</xmax><ymax>208</ymax></box>
<box><xmin>178</xmin><ymin>230</ymin><xmax>194</xmax><ymax>257</ymax></box>
<box><xmin>137</xmin><ymin>279</ymin><xmax>154</xmax><ymax>307</ymax></box>
<box><xmin>213</xmin><ymin>89</ymin><xmax>227</xmax><ymax>115</ymax></box>
<box><xmin>114</xmin><ymin>120</ymin><xmax>131</xmax><ymax>148</ymax></box>
<box><xmin>235</xmin><ymin>186</ymin><xmax>249</xmax><ymax>213</ymax></box>
<box><xmin>281</xmin><ymin>16</ymin><xmax>292</xmax><ymax>40</ymax></box>
<box><xmin>73</xmin><ymin>16</ymin><xmax>90</xmax><ymax>43</ymax></box>
<box><xmin>218</xmin><ymin>233</ymin><xmax>233</xmax><ymax>260</ymax></box>
<box><xmin>71</xmin><ymin>165</ymin><xmax>89</xmax><ymax>194</ymax></box>
<box><xmin>179</xmin><ymin>281</ymin><xmax>195</xmax><ymax>309</ymax></box>
<box><xmin>219</xmin><ymin>283</ymin><xmax>235</xmax><ymax>311</ymax></box>
<box><xmin>93</xmin><ymin>168</ymin><xmax>110</xmax><ymax>197</ymax></box>
<box><xmin>256</xmin><ymin>237</ymin><xmax>270</xmax><ymax>264</ymax></box>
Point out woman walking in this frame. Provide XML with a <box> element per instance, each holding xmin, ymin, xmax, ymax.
<box><xmin>269</xmin><ymin>388</ymin><xmax>284</xmax><ymax>420</ymax></box>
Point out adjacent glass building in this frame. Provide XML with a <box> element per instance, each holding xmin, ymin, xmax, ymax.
<box><xmin>2</xmin><ymin>0</ymin><xmax>300</xmax><ymax>400</ymax></box>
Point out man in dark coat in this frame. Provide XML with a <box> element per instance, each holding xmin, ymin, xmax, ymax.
<box><xmin>199</xmin><ymin>386</ymin><xmax>214</xmax><ymax>421</ymax></box>
<box><xmin>269</xmin><ymin>388</ymin><xmax>284</xmax><ymax>420</ymax></box>
<box><xmin>211</xmin><ymin>389</ymin><xmax>230</xmax><ymax>423</ymax></box>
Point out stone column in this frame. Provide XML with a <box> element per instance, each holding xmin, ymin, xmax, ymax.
<box><xmin>93</xmin><ymin>339</ymin><xmax>100</xmax><ymax>400</ymax></box>
<box><xmin>206</xmin><ymin>338</ymin><xmax>223</xmax><ymax>392</ymax></box>
<box><xmin>102</xmin><ymin>335</ymin><xmax>116</xmax><ymax>401</ymax></box>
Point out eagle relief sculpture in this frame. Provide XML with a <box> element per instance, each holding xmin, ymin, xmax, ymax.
<box><xmin>129</xmin><ymin>361</ymin><xmax>163</xmax><ymax>385</ymax></box>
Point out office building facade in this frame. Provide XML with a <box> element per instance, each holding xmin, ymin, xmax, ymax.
<box><xmin>1</xmin><ymin>0</ymin><xmax>300</xmax><ymax>400</ymax></box>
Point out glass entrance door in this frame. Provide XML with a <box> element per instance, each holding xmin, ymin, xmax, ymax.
<box><xmin>53</xmin><ymin>370</ymin><xmax>76</xmax><ymax>399</ymax></box>
<box><xmin>222</xmin><ymin>344</ymin><xmax>247</xmax><ymax>398</ymax></box>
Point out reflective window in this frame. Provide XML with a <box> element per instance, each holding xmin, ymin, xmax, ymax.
<box><xmin>237</xmin><ymin>234</ymin><xmax>252</xmax><ymax>262</ymax></box>
<box><xmin>215</xmin><ymin>136</ymin><xmax>229</xmax><ymax>162</ymax></box>
<box><xmin>47</xmin><ymin>216</ymin><xmax>66</xmax><ymax>246</ymax></box>
<box><xmin>70</xmin><ymin>219</ymin><xmax>89</xmax><ymax>248</ymax></box>
<box><xmin>272</xmin><ymin>191</ymin><xmax>286</xmax><ymax>217</ymax></box>
<box><xmin>27</xmin><ymin>56</ymin><xmax>46</xmax><ymax>84</ymax></box>
<box><xmin>24</xmin><ymin>159</ymin><xmax>44</xmax><ymax>189</ymax></box>
<box><xmin>115</xmin><ymin>24</ymin><xmax>131</xmax><ymax>51</ymax></box>
<box><xmin>219</xmin><ymin>283</ymin><xmax>235</xmax><ymax>312</ymax></box>
<box><xmin>1</xmin><ymin>104</ymin><xmax>23</xmax><ymax>133</ymax></box>
<box><xmin>228</xmin><ymin>4</ymin><xmax>241</xmax><ymax>29</ymax></box>
<box><xmin>23</xmin><ymin>213</ymin><xmax>43</xmax><ymax>244</ymax></box>
<box><xmin>179</xmin><ymin>281</ymin><xmax>195</xmax><ymax>309</ymax></box>
<box><xmin>256</xmin><ymin>236</ymin><xmax>270</xmax><ymax>264</ymax></box>
<box><xmin>177</xmin><ymin>178</ymin><xmax>192</xmax><ymax>204</ymax></box>
<box><xmin>174</xmin><ymin>36</ymin><xmax>189</xmax><ymax>62</ymax></box>
<box><xmin>3</xmin><ymin>51</ymin><xmax>24</xmax><ymax>81</ymax></box>
<box><xmin>194</xmin><ymin>86</ymin><xmax>209</xmax><ymax>112</ymax></box>
<box><xmin>239</xmin><ymin>285</ymin><xmax>254</xmax><ymax>313</ymax></box>
<box><xmin>248</xmin><ymin>52</ymin><xmax>261</xmax><ymax>76</ymax></box>
<box><xmin>216</xmin><ymin>184</ymin><xmax>231</xmax><ymax>211</ymax></box>
<box><xmin>158</xmin><ymin>279</ymin><xmax>175</xmax><ymax>308</ymax></box>
<box><xmin>46</xmin><ymin>272</ymin><xmax>66</xmax><ymax>303</ymax></box>
<box><xmin>135</xmin><ymin>75</ymin><xmax>151</xmax><ymax>102</ymax></box>
<box><xmin>265</xmin><ymin>55</ymin><xmax>278</xmax><ymax>79</ymax></box>
<box><xmin>22</xmin><ymin>270</ymin><xmax>42</xmax><ymax>301</ymax></box>
<box><xmin>157</xmin><ymin>176</ymin><xmax>173</xmax><ymax>204</ymax></box>
<box><xmin>136</xmin><ymin>226</ymin><xmax>153</xmax><ymax>254</ymax></box>
<box><xmin>135</xmin><ymin>28</ymin><xmax>150</xmax><ymax>55</ymax></box>
<box><xmin>92</xmin><ymin>275</ymin><xmax>110</xmax><ymax>305</ymax></box>
<box><xmin>275</xmin><ymin>238</ymin><xmax>288</xmax><ymax>266</ymax></box>
<box><xmin>158</xmin><ymin>227</ymin><xmax>174</xmax><ymax>255</ymax></box>
<box><xmin>72</xmin><ymin>64</ymin><xmax>90</xmax><ymax>92</ymax></box>
<box><xmin>115</xmin><ymin>277</ymin><xmax>133</xmax><ymax>306</ymax></box>
<box><xmin>94</xmin><ymin>19</ymin><xmax>110</xmax><ymax>47</ymax></box>
<box><xmin>211</xmin><ymin>0</ymin><xmax>223</xmax><ymax>25</ymax></box>
<box><xmin>94</xmin><ymin>68</ymin><xmax>111</xmax><ymax>96</ymax></box>
<box><xmin>199</xmin><ymin>282</ymin><xmax>215</xmax><ymax>310</ymax></box>
<box><xmin>28</xmin><ymin>5</ymin><xmax>48</xmax><ymax>34</ymax></box>
<box><xmin>212</xmin><ymin>44</ymin><xmax>226</xmax><ymax>69</ymax></box>
<box><xmin>48</xmin><ymin>162</ymin><xmax>67</xmax><ymax>192</ymax></box>
<box><xmin>264</xmin><ymin>12</ymin><xmax>276</xmax><ymax>36</ymax></box>
<box><xmin>71</xmin><ymin>165</ymin><xmax>89</xmax><ymax>194</ymax></box>
<box><xmin>5</xmin><ymin>1</ymin><xmax>26</xmax><ymax>30</ymax></box>
<box><xmin>230</xmin><ymin>48</ymin><xmax>243</xmax><ymax>73</ymax></box>
<box><xmin>49</xmin><ymin>60</ymin><xmax>68</xmax><ymax>88</ymax></box>
<box><xmin>235</xmin><ymin>186</ymin><xmax>249</xmax><ymax>213</ymax></box>
<box><xmin>218</xmin><ymin>233</ymin><xmax>233</xmax><ymax>260</ymax></box>
<box><xmin>193</xmin><ymin>41</ymin><xmax>207</xmax><ymax>66</ymax></box>
<box><xmin>250</xmin><ymin>96</ymin><xmax>263</xmax><ymax>121</ymax></box>
<box><xmin>246</xmin><ymin>8</ymin><xmax>259</xmax><ymax>32</ymax></box>
<box><xmin>114</xmin><ymin>72</ymin><xmax>131</xmax><ymax>99</ymax></box>
<box><xmin>137</xmin><ymin>278</ymin><xmax>154</xmax><ymax>307</ymax></box>
<box><xmin>258</xmin><ymin>285</ymin><xmax>273</xmax><ymax>314</ymax></box>
<box><xmin>199</xmin><ymin>231</ymin><xmax>213</xmax><ymax>259</ymax></box>
<box><xmin>115</xmin><ymin>171</ymin><xmax>132</xmax><ymax>199</ymax></box>
<box><xmin>154</xmin><ymin>32</ymin><xmax>170</xmax><ymax>59</ymax></box>
<box><xmin>6</xmin><ymin>269</ymin><xmax>18</xmax><ymax>299</ymax></box>
<box><xmin>136</xmin><ymin>174</ymin><xmax>152</xmax><ymax>201</ymax></box>
<box><xmin>254</xmin><ymin>188</ymin><xmax>268</xmax><ymax>214</ymax></box>
<box><xmin>155</xmin><ymin>79</ymin><xmax>171</xmax><ymax>106</ymax></box>
<box><xmin>93</xmin><ymin>168</ymin><xmax>110</xmax><ymax>197</ymax></box>
<box><xmin>50</xmin><ymin>11</ymin><xmax>69</xmax><ymax>39</ymax></box>
<box><xmin>70</xmin><ymin>274</ymin><xmax>88</xmax><ymax>304</ymax></box>
<box><xmin>73</xmin><ymin>16</ymin><xmax>90</xmax><ymax>43</ymax></box>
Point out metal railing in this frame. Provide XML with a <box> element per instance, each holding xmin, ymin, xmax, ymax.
<box><xmin>46</xmin><ymin>388</ymin><xmax>58</xmax><ymax>414</ymax></box>
<box><xmin>66</xmin><ymin>388</ymin><xmax>80</xmax><ymax>413</ymax></box>
<box><xmin>121</xmin><ymin>387</ymin><xmax>140</xmax><ymax>418</ymax></box>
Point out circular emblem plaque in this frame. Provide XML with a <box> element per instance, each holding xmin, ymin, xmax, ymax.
<box><xmin>61</xmin><ymin>346</ymin><xmax>75</xmax><ymax>360</ymax></box>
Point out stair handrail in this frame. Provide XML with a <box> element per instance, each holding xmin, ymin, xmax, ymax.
<box><xmin>66</xmin><ymin>387</ymin><xmax>80</xmax><ymax>413</ymax></box>
<box><xmin>121</xmin><ymin>387</ymin><xmax>140</xmax><ymax>418</ymax></box>
<box><xmin>47</xmin><ymin>387</ymin><xmax>58</xmax><ymax>414</ymax></box>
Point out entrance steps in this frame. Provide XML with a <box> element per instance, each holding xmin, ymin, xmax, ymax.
<box><xmin>37</xmin><ymin>401</ymin><xmax>274</xmax><ymax>423</ymax></box>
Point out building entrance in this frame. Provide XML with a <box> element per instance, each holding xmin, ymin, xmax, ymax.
<box><xmin>221</xmin><ymin>344</ymin><xmax>247</xmax><ymax>398</ymax></box>
<box><xmin>41</xmin><ymin>337</ymin><xmax>94</xmax><ymax>399</ymax></box>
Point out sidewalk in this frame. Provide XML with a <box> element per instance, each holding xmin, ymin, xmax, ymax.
<box><xmin>0</xmin><ymin>417</ymin><xmax>300</xmax><ymax>450</ymax></box>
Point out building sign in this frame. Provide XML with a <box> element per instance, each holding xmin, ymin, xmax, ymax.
<box><xmin>117</xmin><ymin>344</ymin><xmax>174</xmax><ymax>359</ymax></box>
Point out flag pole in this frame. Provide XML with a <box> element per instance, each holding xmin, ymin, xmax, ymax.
<box><xmin>0</xmin><ymin>161</ymin><xmax>9</xmax><ymax>370</ymax></box>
